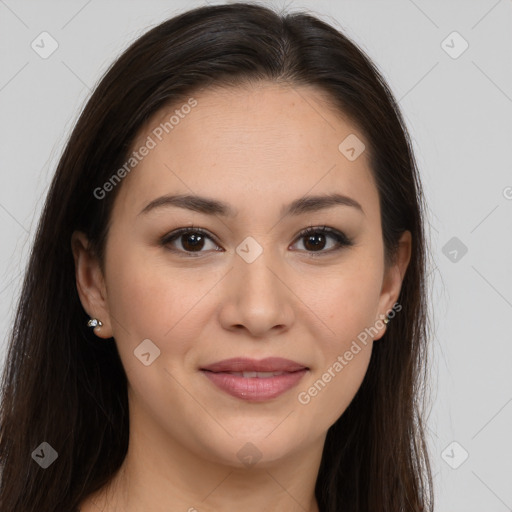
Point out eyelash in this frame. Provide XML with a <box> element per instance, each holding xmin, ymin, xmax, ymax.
<box><xmin>160</xmin><ymin>225</ymin><xmax>354</xmax><ymax>258</ymax></box>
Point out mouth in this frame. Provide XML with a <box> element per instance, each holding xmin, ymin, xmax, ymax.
<box><xmin>200</xmin><ymin>357</ymin><xmax>309</xmax><ymax>402</ymax></box>
<box><xmin>209</xmin><ymin>370</ymin><xmax>291</xmax><ymax>378</ymax></box>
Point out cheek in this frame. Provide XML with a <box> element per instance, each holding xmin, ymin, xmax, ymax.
<box><xmin>319</xmin><ymin>258</ymin><xmax>383</xmax><ymax>343</ymax></box>
<box><xmin>297</xmin><ymin>260</ymin><xmax>381</xmax><ymax>423</ymax></box>
<box><xmin>104</xmin><ymin>243</ymin><xmax>201</xmax><ymax>357</ymax></box>
<box><xmin>104</xmin><ymin>240</ymin><xmax>237</xmax><ymax>388</ymax></box>
<box><xmin>298</xmin><ymin>305</ymin><xmax>374</xmax><ymax>430</ymax></box>
<box><xmin>314</xmin><ymin>344</ymin><xmax>373</xmax><ymax>426</ymax></box>
<box><xmin>107</xmin><ymin>258</ymin><xmax>168</xmax><ymax>333</ymax></box>
<box><xmin>320</xmin><ymin>275</ymin><xmax>377</xmax><ymax>377</ymax></box>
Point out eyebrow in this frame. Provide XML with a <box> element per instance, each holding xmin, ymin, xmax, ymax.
<box><xmin>138</xmin><ymin>192</ymin><xmax>365</xmax><ymax>218</ymax></box>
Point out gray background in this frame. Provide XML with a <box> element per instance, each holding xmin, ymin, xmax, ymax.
<box><xmin>1</xmin><ymin>0</ymin><xmax>511</xmax><ymax>509</ymax></box>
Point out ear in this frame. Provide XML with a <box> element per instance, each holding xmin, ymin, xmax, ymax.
<box><xmin>71</xmin><ymin>231</ymin><xmax>113</xmax><ymax>339</ymax></box>
<box><xmin>373</xmin><ymin>230</ymin><xmax>412</xmax><ymax>341</ymax></box>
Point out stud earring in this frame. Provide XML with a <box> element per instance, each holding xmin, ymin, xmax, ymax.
<box><xmin>383</xmin><ymin>315</ymin><xmax>390</xmax><ymax>325</ymax></box>
<box><xmin>87</xmin><ymin>318</ymin><xmax>103</xmax><ymax>329</ymax></box>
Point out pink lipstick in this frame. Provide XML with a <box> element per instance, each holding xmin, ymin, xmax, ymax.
<box><xmin>200</xmin><ymin>357</ymin><xmax>308</xmax><ymax>402</ymax></box>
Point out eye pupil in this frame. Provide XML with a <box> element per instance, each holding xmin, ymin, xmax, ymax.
<box><xmin>304</xmin><ymin>233</ymin><xmax>326</xmax><ymax>251</ymax></box>
<box><xmin>182</xmin><ymin>233</ymin><xmax>204</xmax><ymax>251</ymax></box>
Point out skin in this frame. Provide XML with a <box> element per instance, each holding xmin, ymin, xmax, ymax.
<box><xmin>72</xmin><ymin>82</ymin><xmax>411</xmax><ymax>512</ymax></box>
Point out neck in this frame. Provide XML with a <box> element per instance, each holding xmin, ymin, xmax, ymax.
<box><xmin>85</xmin><ymin>405</ymin><xmax>324</xmax><ymax>512</ymax></box>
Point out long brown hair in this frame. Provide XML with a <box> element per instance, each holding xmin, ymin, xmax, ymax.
<box><xmin>0</xmin><ymin>3</ymin><xmax>433</xmax><ymax>510</ymax></box>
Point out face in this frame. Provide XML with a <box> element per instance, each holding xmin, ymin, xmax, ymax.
<box><xmin>73</xmin><ymin>82</ymin><xmax>410</xmax><ymax>469</ymax></box>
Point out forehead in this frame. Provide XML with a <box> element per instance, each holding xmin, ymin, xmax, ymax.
<box><xmin>113</xmin><ymin>82</ymin><xmax>379</xmax><ymax>221</ymax></box>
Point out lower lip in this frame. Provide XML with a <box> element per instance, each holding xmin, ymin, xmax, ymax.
<box><xmin>201</xmin><ymin>370</ymin><xmax>308</xmax><ymax>402</ymax></box>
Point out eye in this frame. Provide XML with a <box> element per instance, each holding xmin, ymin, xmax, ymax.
<box><xmin>160</xmin><ymin>225</ymin><xmax>353</xmax><ymax>257</ymax></box>
<box><xmin>160</xmin><ymin>227</ymin><xmax>221</xmax><ymax>257</ymax></box>
<box><xmin>290</xmin><ymin>225</ymin><xmax>354</xmax><ymax>256</ymax></box>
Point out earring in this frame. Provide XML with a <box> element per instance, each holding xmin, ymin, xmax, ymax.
<box><xmin>87</xmin><ymin>318</ymin><xmax>103</xmax><ymax>329</ymax></box>
<box><xmin>383</xmin><ymin>315</ymin><xmax>390</xmax><ymax>325</ymax></box>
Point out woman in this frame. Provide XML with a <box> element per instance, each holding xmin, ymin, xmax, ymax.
<box><xmin>0</xmin><ymin>3</ymin><xmax>434</xmax><ymax>511</ymax></box>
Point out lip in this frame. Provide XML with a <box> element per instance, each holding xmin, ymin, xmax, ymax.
<box><xmin>200</xmin><ymin>357</ymin><xmax>309</xmax><ymax>402</ymax></box>
<box><xmin>200</xmin><ymin>357</ymin><xmax>308</xmax><ymax>373</ymax></box>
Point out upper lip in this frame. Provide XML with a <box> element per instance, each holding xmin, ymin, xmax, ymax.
<box><xmin>200</xmin><ymin>357</ymin><xmax>308</xmax><ymax>373</ymax></box>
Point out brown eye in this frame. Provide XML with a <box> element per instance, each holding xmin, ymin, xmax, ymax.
<box><xmin>177</xmin><ymin>232</ymin><xmax>206</xmax><ymax>251</ymax></box>
<box><xmin>161</xmin><ymin>228</ymin><xmax>221</xmax><ymax>256</ymax></box>
<box><xmin>292</xmin><ymin>226</ymin><xmax>353</xmax><ymax>255</ymax></box>
<box><xmin>160</xmin><ymin>225</ymin><xmax>353</xmax><ymax>258</ymax></box>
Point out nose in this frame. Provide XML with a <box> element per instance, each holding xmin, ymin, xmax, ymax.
<box><xmin>217</xmin><ymin>242</ymin><xmax>295</xmax><ymax>339</ymax></box>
